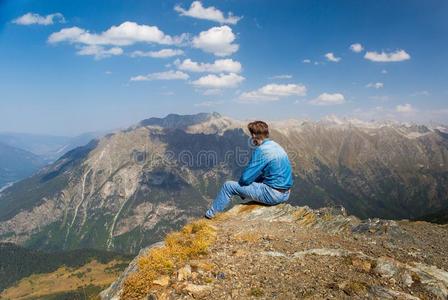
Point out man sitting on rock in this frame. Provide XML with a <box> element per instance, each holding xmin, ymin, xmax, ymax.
<box><xmin>205</xmin><ymin>121</ymin><xmax>293</xmax><ymax>219</ymax></box>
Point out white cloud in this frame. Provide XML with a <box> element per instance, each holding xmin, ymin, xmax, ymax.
<box><xmin>310</xmin><ymin>93</ymin><xmax>345</xmax><ymax>105</ymax></box>
<box><xmin>396</xmin><ymin>103</ymin><xmax>416</xmax><ymax>113</ymax></box>
<box><xmin>325</xmin><ymin>52</ymin><xmax>341</xmax><ymax>62</ymax></box>
<box><xmin>175</xmin><ymin>58</ymin><xmax>242</xmax><ymax>73</ymax></box>
<box><xmin>270</xmin><ymin>74</ymin><xmax>292</xmax><ymax>79</ymax></box>
<box><xmin>192</xmin><ymin>26</ymin><xmax>238</xmax><ymax>56</ymax></box>
<box><xmin>49</xmin><ymin>21</ymin><xmax>186</xmax><ymax>47</ymax></box>
<box><xmin>350</xmin><ymin>43</ymin><xmax>364</xmax><ymax>53</ymax></box>
<box><xmin>239</xmin><ymin>83</ymin><xmax>307</xmax><ymax>102</ymax></box>
<box><xmin>364</xmin><ymin>49</ymin><xmax>411</xmax><ymax>62</ymax></box>
<box><xmin>381</xmin><ymin>69</ymin><xmax>388</xmax><ymax>74</ymax></box>
<box><xmin>191</xmin><ymin>73</ymin><xmax>244</xmax><ymax>88</ymax></box>
<box><xmin>77</xmin><ymin>45</ymin><xmax>123</xmax><ymax>59</ymax></box>
<box><xmin>366</xmin><ymin>82</ymin><xmax>384</xmax><ymax>89</ymax></box>
<box><xmin>174</xmin><ymin>1</ymin><xmax>241</xmax><ymax>25</ymax></box>
<box><xmin>302</xmin><ymin>59</ymin><xmax>311</xmax><ymax>64</ymax></box>
<box><xmin>130</xmin><ymin>70</ymin><xmax>189</xmax><ymax>81</ymax></box>
<box><xmin>13</xmin><ymin>12</ymin><xmax>65</xmax><ymax>25</ymax></box>
<box><xmin>131</xmin><ymin>49</ymin><xmax>184</xmax><ymax>58</ymax></box>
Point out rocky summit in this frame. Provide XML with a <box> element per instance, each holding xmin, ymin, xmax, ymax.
<box><xmin>102</xmin><ymin>203</ymin><xmax>448</xmax><ymax>300</ymax></box>
<box><xmin>0</xmin><ymin>113</ymin><xmax>447</xmax><ymax>253</ymax></box>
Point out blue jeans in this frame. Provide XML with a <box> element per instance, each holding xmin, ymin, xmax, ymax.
<box><xmin>205</xmin><ymin>181</ymin><xmax>290</xmax><ymax>218</ymax></box>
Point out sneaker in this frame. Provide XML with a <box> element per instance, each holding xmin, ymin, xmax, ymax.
<box><xmin>205</xmin><ymin>209</ymin><xmax>214</xmax><ymax>219</ymax></box>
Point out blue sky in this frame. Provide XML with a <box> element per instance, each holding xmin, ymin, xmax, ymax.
<box><xmin>0</xmin><ymin>0</ymin><xmax>447</xmax><ymax>135</ymax></box>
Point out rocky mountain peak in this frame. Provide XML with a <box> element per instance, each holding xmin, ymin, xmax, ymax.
<box><xmin>317</xmin><ymin>115</ymin><xmax>448</xmax><ymax>136</ymax></box>
<box><xmin>101</xmin><ymin>203</ymin><xmax>448</xmax><ymax>299</ymax></box>
<box><xmin>138</xmin><ymin>112</ymin><xmax>221</xmax><ymax>130</ymax></box>
<box><xmin>133</xmin><ymin>112</ymin><xmax>242</xmax><ymax>135</ymax></box>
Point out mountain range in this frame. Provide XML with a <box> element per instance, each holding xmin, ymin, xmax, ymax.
<box><xmin>0</xmin><ymin>113</ymin><xmax>447</xmax><ymax>254</ymax></box>
<box><xmin>0</xmin><ymin>131</ymin><xmax>107</xmax><ymax>162</ymax></box>
<box><xmin>0</xmin><ymin>131</ymin><xmax>107</xmax><ymax>190</ymax></box>
<box><xmin>0</xmin><ymin>142</ymin><xmax>46</xmax><ymax>189</ymax></box>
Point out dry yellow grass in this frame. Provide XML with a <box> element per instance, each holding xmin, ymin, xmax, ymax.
<box><xmin>213</xmin><ymin>212</ymin><xmax>232</xmax><ymax>221</ymax></box>
<box><xmin>0</xmin><ymin>260</ymin><xmax>124</xmax><ymax>300</ymax></box>
<box><xmin>190</xmin><ymin>260</ymin><xmax>215</xmax><ymax>272</ymax></box>
<box><xmin>293</xmin><ymin>208</ymin><xmax>317</xmax><ymax>226</ymax></box>
<box><xmin>234</xmin><ymin>231</ymin><xmax>262</xmax><ymax>243</ymax></box>
<box><xmin>121</xmin><ymin>220</ymin><xmax>216</xmax><ymax>299</ymax></box>
<box><xmin>238</xmin><ymin>204</ymin><xmax>262</xmax><ymax>214</ymax></box>
<box><xmin>322</xmin><ymin>211</ymin><xmax>334</xmax><ymax>222</ymax></box>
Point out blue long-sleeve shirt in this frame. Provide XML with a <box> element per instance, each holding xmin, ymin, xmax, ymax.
<box><xmin>239</xmin><ymin>139</ymin><xmax>293</xmax><ymax>190</ymax></box>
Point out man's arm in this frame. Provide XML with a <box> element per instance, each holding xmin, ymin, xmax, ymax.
<box><xmin>238</xmin><ymin>147</ymin><xmax>266</xmax><ymax>186</ymax></box>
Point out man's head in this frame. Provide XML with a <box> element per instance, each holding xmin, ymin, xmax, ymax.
<box><xmin>248</xmin><ymin>121</ymin><xmax>269</xmax><ymax>146</ymax></box>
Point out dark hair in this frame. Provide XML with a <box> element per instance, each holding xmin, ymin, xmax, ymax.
<box><xmin>247</xmin><ymin>121</ymin><xmax>269</xmax><ymax>140</ymax></box>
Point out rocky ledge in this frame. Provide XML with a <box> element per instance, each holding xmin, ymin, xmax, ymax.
<box><xmin>101</xmin><ymin>203</ymin><xmax>448</xmax><ymax>299</ymax></box>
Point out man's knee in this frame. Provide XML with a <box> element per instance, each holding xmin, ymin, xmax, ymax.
<box><xmin>222</xmin><ymin>180</ymin><xmax>239</xmax><ymax>192</ymax></box>
<box><xmin>224</xmin><ymin>180</ymin><xmax>238</xmax><ymax>186</ymax></box>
